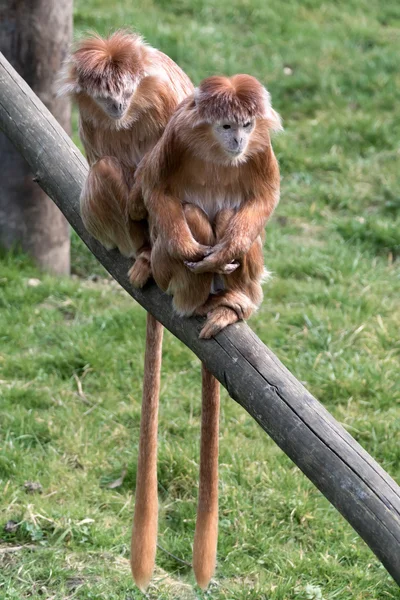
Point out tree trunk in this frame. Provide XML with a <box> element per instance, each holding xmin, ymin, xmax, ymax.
<box><xmin>0</xmin><ymin>0</ymin><xmax>72</xmax><ymax>274</ymax></box>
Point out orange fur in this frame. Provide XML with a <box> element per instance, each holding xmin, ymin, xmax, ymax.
<box><xmin>130</xmin><ymin>313</ymin><xmax>163</xmax><ymax>590</ymax></box>
<box><xmin>136</xmin><ymin>74</ymin><xmax>280</xmax><ymax>333</ymax></box>
<box><xmin>59</xmin><ymin>30</ymin><xmax>193</xmax><ymax>276</ymax></box>
<box><xmin>59</xmin><ymin>32</ymin><xmax>194</xmax><ymax>592</ymax></box>
<box><xmin>132</xmin><ymin>74</ymin><xmax>281</xmax><ymax>588</ymax></box>
<box><xmin>193</xmin><ymin>366</ymin><xmax>220</xmax><ymax>589</ymax></box>
<box><xmin>62</xmin><ymin>32</ymin><xmax>146</xmax><ymax>98</ymax></box>
<box><xmin>195</xmin><ymin>74</ymin><xmax>282</xmax><ymax>130</ymax></box>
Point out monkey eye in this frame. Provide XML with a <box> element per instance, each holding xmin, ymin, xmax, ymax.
<box><xmin>222</xmin><ymin>124</ymin><xmax>231</xmax><ymax>130</ymax></box>
<box><xmin>243</xmin><ymin>122</ymin><xmax>251</xmax><ymax>128</ymax></box>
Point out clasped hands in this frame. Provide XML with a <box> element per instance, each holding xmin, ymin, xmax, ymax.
<box><xmin>184</xmin><ymin>242</ymin><xmax>240</xmax><ymax>276</ymax></box>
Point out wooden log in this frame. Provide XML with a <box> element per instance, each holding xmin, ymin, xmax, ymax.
<box><xmin>0</xmin><ymin>52</ymin><xmax>399</xmax><ymax>585</ymax></box>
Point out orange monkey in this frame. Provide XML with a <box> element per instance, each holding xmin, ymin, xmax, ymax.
<box><xmin>130</xmin><ymin>74</ymin><xmax>281</xmax><ymax>589</ymax></box>
<box><xmin>58</xmin><ymin>30</ymin><xmax>193</xmax><ymax>285</ymax></box>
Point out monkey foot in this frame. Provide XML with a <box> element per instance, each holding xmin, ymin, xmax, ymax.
<box><xmin>128</xmin><ymin>257</ymin><xmax>152</xmax><ymax>288</ymax></box>
<box><xmin>196</xmin><ymin>290</ymin><xmax>255</xmax><ymax>320</ymax></box>
<box><xmin>200</xmin><ymin>306</ymin><xmax>239</xmax><ymax>339</ymax></box>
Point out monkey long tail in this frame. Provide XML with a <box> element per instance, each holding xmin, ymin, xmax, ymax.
<box><xmin>130</xmin><ymin>313</ymin><xmax>163</xmax><ymax>591</ymax></box>
<box><xmin>193</xmin><ymin>365</ymin><xmax>220</xmax><ymax>589</ymax></box>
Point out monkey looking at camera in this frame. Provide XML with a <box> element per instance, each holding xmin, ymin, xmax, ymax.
<box><xmin>130</xmin><ymin>74</ymin><xmax>281</xmax><ymax>589</ymax></box>
<box><xmin>58</xmin><ymin>30</ymin><xmax>193</xmax><ymax>285</ymax></box>
<box><xmin>134</xmin><ymin>74</ymin><xmax>281</xmax><ymax>336</ymax></box>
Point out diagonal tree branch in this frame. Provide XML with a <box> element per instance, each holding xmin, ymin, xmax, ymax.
<box><xmin>0</xmin><ymin>52</ymin><xmax>399</xmax><ymax>585</ymax></box>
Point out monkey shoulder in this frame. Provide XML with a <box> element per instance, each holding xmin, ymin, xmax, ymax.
<box><xmin>132</xmin><ymin>78</ymin><xmax>182</xmax><ymax>134</ymax></box>
<box><xmin>143</xmin><ymin>112</ymin><xmax>190</xmax><ymax>184</ymax></box>
<box><xmin>249</xmin><ymin>144</ymin><xmax>279</xmax><ymax>180</ymax></box>
<box><xmin>146</xmin><ymin>49</ymin><xmax>194</xmax><ymax>98</ymax></box>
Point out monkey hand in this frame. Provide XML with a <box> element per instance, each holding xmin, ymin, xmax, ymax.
<box><xmin>184</xmin><ymin>259</ymin><xmax>239</xmax><ymax>275</ymax></box>
<box><xmin>169</xmin><ymin>238</ymin><xmax>212</xmax><ymax>262</ymax></box>
<box><xmin>216</xmin><ymin>261</ymin><xmax>240</xmax><ymax>275</ymax></box>
<box><xmin>184</xmin><ymin>246</ymin><xmax>240</xmax><ymax>274</ymax></box>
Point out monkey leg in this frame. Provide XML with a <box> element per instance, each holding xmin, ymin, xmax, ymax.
<box><xmin>198</xmin><ymin>210</ymin><xmax>265</xmax><ymax>338</ymax></box>
<box><xmin>213</xmin><ymin>207</ymin><xmax>236</xmax><ymax>239</ymax></box>
<box><xmin>193</xmin><ymin>365</ymin><xmax>220</xmax><ymax>589</ymax></box>
<box><xmin>171</xmin><ymin>204</ymin><xmax>216</xmax><ymax>314</ymax></box>
<box><xmin>213</xmin><ymin>208</ymin><xmax>263</xmax><ymax>283</ymax></box>
<box><xmin>152</xmin><ymin>239</ymin><xmax>210</xmax><ymax>317</ymax></box>
<box><xmin>198</xmin><ymin>266</ymin><xmax>263</xmax><ymax>338</ymax></box>
<box><xmin>198</xmin><ymin>305</ymin><xmax>240</xmax><ymax>339</ymax></box>
<box><xmin>81</xmin><ymin>157</ymin><xmax>146</xmax><ymax>258</ymax></box>
<box><xmin>225</xmin><ymin>235</ymin><xmax>265</xmax><ymax>307</ymax></box>
<box><xmin>128</xmin><ymin>231</ymin><xmax>152</xmax><ymax>288</ymax></box>
<box><xmin>150</xmin><ymin>236</ymin><xmax>176</xmax><ymax>292</ymax></box>
<box><xmin>183</xmin><ymin>203</ymin><xmax>215</xmax><ymax>247</ymax></box>
<box><xmin>214</xmin><ymin>209</ymin><xmax>265</xmax><ymax>308</ymax></box>
<box><xmin>128</xmin><ymin>184</ymin><xmax>152</xmax><ymax>287</ymax></box>
<box><xmin>131</xmin><ymin>313</ymin><xmax>164</xmax><ymax>591</ymax></box>
<box><xmin>197</xmin><ymin>289</ymin><xmax>256</xmax><ymax>320</ymax></box>
<box><xmin>151</xmin><ymin>204</ymin><xmax>215</xmax><ymax>316</ymax></box>
<box><xmin>184</xmin><ymin>208</ymin><xmax>241</xmax><ymax>275</ymax></box>
<box><xmin>130</xmin><ymin>203</ymin><xmax>215</xmax><ymax>289</ymax></box>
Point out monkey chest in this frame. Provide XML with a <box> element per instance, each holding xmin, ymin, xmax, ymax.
<box><xmin>182</xmin><ymin>188</ymin><xmax>243</xmax><ymax>222</ymax></box>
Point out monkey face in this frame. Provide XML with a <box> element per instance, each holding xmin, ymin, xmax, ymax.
<box><xmin>211</xmin><ymin>121</ymin><xmax>255</xmax><ymax>159</ymax></box>
<box><xmin>93</xmin><ymin>87</ymin><xmax>135</xmax><ymax>120</ymax></box>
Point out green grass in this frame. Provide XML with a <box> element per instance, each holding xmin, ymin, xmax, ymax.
<box><xmin>1</xmin><ymin>0</ymin><xmax>400</xmax><ymax>598</ymax></box>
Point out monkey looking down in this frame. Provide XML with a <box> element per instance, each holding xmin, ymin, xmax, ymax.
<box><xmin>58</xmin><ymin>31</ymin><xmax>196</xmax><ymax>591</ymax></box>
<box><xmin>58</xmin><ymin>30</ymin><xmax>194</xmax><ymax>285</ymax></box>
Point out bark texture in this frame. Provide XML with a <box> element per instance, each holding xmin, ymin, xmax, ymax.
<box><xmin>0</xmin><ymin>0</ymin><xmax>72</xmax><ymax>273</ymax></box>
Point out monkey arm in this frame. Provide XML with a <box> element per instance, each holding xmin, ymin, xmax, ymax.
<box><xmin>146</xmin><ymin>190</ymin><xmax>212</xmax><ymax>260</ymax></box>
<box><xmin>186</xmin><ymin>193</ymin><xmax>277</xmax><ymax>273</ymax></box>
<box><xmin>218</xmin><ymin>198</ymin><xmax>274</xmax><ymax>256</ymax></box>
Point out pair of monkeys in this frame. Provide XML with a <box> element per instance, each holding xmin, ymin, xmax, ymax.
<box><xmin>60</xmin><ymin>30</ymin><xmax>281</xmax><ymax>590</ymax></box>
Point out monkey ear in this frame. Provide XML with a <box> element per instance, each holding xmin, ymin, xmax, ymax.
<box><xmin>56</xmin><ymin>63</ymin><xmax>82</xmax><ymax>97</ymax></box>
<box><xmin>191</xmin><ymin>87</ymin><xmax>208</xmax><ymax>126</ymax></box>
<box><xmin>266</xmin><ymin>107</ymin><xmax>283</xmax><ymax>132</ymax></box>
<box><xmin>57</xmin><ymin>80</ymin><xmax>82</xmax><ymax>96</ymax></box>
<box><xmin>262</xmin><ymin>88</ymin><xmax>283</xmax><ymax>132</ymax></box>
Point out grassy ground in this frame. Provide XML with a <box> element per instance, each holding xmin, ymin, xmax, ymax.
<box><xmin>1</xmin><ymin>0</ymin><xmax>400</xmax><ymax>598</ymax></box>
